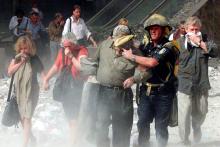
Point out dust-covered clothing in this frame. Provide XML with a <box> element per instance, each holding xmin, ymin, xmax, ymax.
<box><xmin>62</xmin><ymin>80</ymin><xmax>84</xmax><ymax>121</ymax></box>
<box><xmin>137</xmin><ymin>37</ymin><xmax>179</xmax><ymax>147</ymax></box>
<box><xmin>55</xmin><ymin>46</ymin><xmax>88</xmax><ymax>78</ymax></box>
<box><xmin>14</xmin><ymin>55</ymin><xmax>44</xmax><ymax>118</ymax></box>
<box><xmin>96</xmin><ymin>86</ymin><xmax>133</xmax><ymax>147</ymax></box>
<box><xmin>54</xmin><ymin>46</ymin><xmax>88</xmax><ymax>120</ymax></box>
<box><xmin>177</xmin><ymin>37</ymin><xmax>218</xmax><ymax>95</ymax></box>
<box><xmin>76</xmin><ymin>81</ymin><xmax>100</xmax><ymax>144</ymax></box>
<box><xmin>177</xmin><ymin>35</ymin><xmax>218</xmax><ymax>142</ymax></box>
<box><xmin>94</xmin><ymin>38</ymin><xmax>138</xmax><ymax>147</ymax></box>
<box><xmin>95</xmin><ymin>39</ymin><xmax>138</xmax><ymax>86</ymax></box>
<box><xmin>177</xmin><ymin>91</ymin><xmax>208</xmax><ymax>142</ymax></box>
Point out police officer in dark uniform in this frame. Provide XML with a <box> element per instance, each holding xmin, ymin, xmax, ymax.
<box><xmin>122</xmin><ymin>14</ymin><xmax>179</xmax><ymax>147</ymax></box>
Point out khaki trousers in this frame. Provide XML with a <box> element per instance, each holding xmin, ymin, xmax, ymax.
<box><xmin>177</xmin><ymin>90</ymin><xmax>208</xmax><ymax>141</ymax></box>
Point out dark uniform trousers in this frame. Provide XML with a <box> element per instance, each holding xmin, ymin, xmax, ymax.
<box><xmin>137</xmin><ymin>85</ymin><xmax>174</xmax><ymax>147</ymax></box>
<box><xmin>96</xmin><ymin>85</ymin><xmax>134</xmax><ymax>147</ymax></box>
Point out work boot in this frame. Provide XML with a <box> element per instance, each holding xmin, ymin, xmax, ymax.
<box><xmin>193</xmin><ymin>127</ymin><xmax>202</xmax><ymax>143</ymax></box>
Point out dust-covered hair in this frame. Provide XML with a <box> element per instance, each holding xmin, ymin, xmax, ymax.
<box><xmin>185</xmin><ymin>16</ymin><xmax>202</xmax><ymax>28</ymax></box>
<box><xmin>112</xmin><ymin>25</ymin><xmax>130</xmax><ymax>38</ymax></box>
<box><xmin>118</xmin><ymin>18</ymin><xmax>128</xmax><ymax>26</ymax></box>
<box><xmin>62</xmin><ymin>32</ymin><xmax>78</xmax><ymax>45</ymax></box>
<box><xmin>14</xmin><ymin>35</ymin><xmax>36</xmax><ymax>56</ymax></box>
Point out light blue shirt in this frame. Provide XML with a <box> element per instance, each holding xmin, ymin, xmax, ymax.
<box><xmin>27</xmin><ymin>21</ymin><xmax>46</xmax><ymax>40</ymax></box>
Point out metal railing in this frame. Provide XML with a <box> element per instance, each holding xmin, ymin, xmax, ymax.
<box><xmin>102</xmin><ymin>0</ymin><xmax>145</xmax><ymax>29</ymax></box>
<box><xmin>140</xmin><ymin>0</ymin><xmax>168</xmax><ymax>24</ymax></box>
<box><xmin>86</xmin><ymin>0</ymin><xmax>134</xmax><ymax>26</ymax></box>
<box><xmin>86</xmin><ymin>0</ymin><xmax>114</xmax><ymax>25</ymax></box>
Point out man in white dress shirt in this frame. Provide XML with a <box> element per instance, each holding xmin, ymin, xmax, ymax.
<box><xmin>62</xmin><ymin>5</ymin><xmax>97</xmax><ymax>47</ymax></box>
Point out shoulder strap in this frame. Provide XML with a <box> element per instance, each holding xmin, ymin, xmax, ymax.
<box><xmin>61</xmin><ymin>47</ymin><xmax>65</xmax><ymax>65</ymax></box>
<box><xmin>69</xmin><ymin>17</ymin><xmax>71</xmax><ymax>32</ymax></box>
<box><xmin>7</xmin><ymin>74</ymin><xmax>15</xmax><ymax>102</ymax></box>
<box><xmin>61</xmin><ymin>47</ymin><xmax>73</xmax><ymax>68</ymax></box>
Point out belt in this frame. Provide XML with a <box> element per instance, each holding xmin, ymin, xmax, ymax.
<box><xmin>100</xmin><ymin>84</ymin><xmax>124</xmax><ymax>91</ymax></box>
<box><xmin>145</xmin><ymin>82</ymin><xmax>164</xmax><ymax>96</ymax></box>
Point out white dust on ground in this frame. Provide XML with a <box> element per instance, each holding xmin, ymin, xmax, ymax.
<box><xmin>0</xmin><ymin>66</ymin><xmax>220</xmax><ymax>147</ymax></box>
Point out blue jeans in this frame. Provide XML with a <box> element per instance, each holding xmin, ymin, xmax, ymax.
<box><xmin>137</xmin><ymin>86</ymin><xmax>174</xmax><ymax>147</ymax></box>
<box><xmin>50</xmin><ymin>40</ymin><xmax>60</xmax><ymax>62</ymax></box>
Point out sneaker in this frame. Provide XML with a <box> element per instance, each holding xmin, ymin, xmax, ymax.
<box><xmin>193</xmin><ymin>127</ymin><xmax>202</xmax><ymax>143</ymax></box>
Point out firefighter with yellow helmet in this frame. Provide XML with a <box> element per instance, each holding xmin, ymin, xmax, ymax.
<box><xmin>122</xmin><ymin>14</ymin><xmax>179</xmax><ymax>147</ymax></box>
